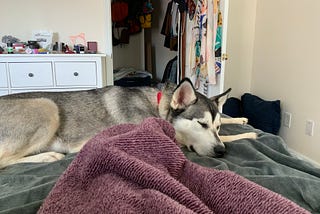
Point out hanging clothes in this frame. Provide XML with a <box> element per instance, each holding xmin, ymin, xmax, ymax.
<box><xmin>185</xmin><ymin>0</ymin><xmax>222</xmax><ymax>93</ymax></box>
<box><xmin>161</xmin><ymin>0</ymin><xmax>187</xmax><ymax>51</ymax></box>
<box><xmin>191</xmin><ymin>0</ymin><xmax>218</xmax><ymax>88</ymax></box>
<box><xmin>161</xmin><ymin>1</ymin><xmax>179</xmax><ymax>51</ymax></box>
<box><xmin>112</xmin><ymin>0</ymin><xmax>153</xmax><ymax>46</ymax></box>
<box><xmin>215</xmin><ymin>9</ymin><xmax>223</xmax><ymax>74</ymax></box>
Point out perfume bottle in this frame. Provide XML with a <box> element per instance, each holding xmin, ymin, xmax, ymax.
<box><xmin>7</xmin><ymin>43</ymin><xmax>13</xmax><ymax>54</ymax></box>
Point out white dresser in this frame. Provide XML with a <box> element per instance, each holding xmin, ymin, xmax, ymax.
<box><xmin>0</xmin><ymin>54</ymin><xmax>108</xmax><ymax>96</ymax></box>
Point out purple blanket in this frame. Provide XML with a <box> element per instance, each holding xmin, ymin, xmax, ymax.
<box><xmin>38</xmin><ymin>118</ymin><xmax>309</xmax><ymax>214</ymax></box>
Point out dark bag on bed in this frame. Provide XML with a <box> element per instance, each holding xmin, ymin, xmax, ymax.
<box><xmin>223</xmin><ymin>94</ymin><xmax>281</xmax><ymax>135</ymax></box>
<box><xmin>241</xmin><ymin>93</ymin><xmax>281</xmax><ymax>135</ymax></box>
<box><xmin>162</xmin><ymin>56</ymin><xmax>177</xmax><ymax>84</ymax></box>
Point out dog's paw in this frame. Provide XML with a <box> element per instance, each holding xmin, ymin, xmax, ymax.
<box><xmin>38</xmin><ymin>152</ymin><xmax>65</xmax><ymax>162</ymax></box>
<box><xmin>16</xmin><ymin>152</ymin><xmax>65</xmax><ymax>164</ymax></box>
<box><xmin>24</xmin><ymin>152</ymin><xmax>65</xmax><ymax>163</ymax></box>
<box><xmin>245</xmin><ymin>132</ymin><xmax>257</xmax><ymax>139</ymax></box>
<box><xmin>241</xmin><ymin>117</ymin><xmax>249</xmax><ymax>124</ymax></box>
<box><xmin>234</xmin><ymin>117</ymin><xmax>248</xmax><ymax>125</ymax></box>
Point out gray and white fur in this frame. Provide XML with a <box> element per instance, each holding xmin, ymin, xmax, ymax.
<box><xmin>0</xmin><ymin>78</ymin><xmax>256</xmax><ymax>169</ymax></box>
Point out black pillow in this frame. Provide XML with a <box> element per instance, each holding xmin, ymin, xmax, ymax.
<box><xmin>222</xmin><ymin>97</ymin><xmax>242</xmax><ymax>118</ymax></box>
<box><xmin>241</xmin><ymin>93</ymin><xmax>281</xmax><ymax>135</ymax></box>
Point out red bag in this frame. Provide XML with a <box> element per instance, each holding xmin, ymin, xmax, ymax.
<box><xmin>128</xmin><ymin>18</ymin><xmax>142</xmax><ymax>35</ymax></box>
<box><xmin>111</xmin><ymin>1</ymin><xmax>129</xmax><ymax>22</ymax></box>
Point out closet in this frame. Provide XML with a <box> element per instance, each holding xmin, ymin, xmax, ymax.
<box><xmin>110</xmin><ymin>0</ymin><xmax>229</xmax><ymax>97</ymax></box>
<box><xmin>110</xmin><ymin>0</ymin><xmax>154</xmax><ymax>87</ymax></box>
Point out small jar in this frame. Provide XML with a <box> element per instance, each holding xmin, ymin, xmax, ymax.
<box><xmin>27</xmin><ymin>41</ymin><xmax>40</xmax><ymax>54</ymax></box>
<box><xmin>7</xmin><ymin>43</ymin><xmax>13</xmax><ymax>54</ymax></box>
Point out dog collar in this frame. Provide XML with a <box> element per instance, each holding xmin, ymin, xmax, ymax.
<box><xmin>157</xmin><ymin>91</ymin><xmax>162</xmax><ymax>105</ymax></box>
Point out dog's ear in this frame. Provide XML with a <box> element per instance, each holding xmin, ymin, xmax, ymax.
<box><xmin>171</xmin><ymin>78</ymin><xmax>197</xmax><ymax>109</ymax></box>
<box><xmin>210</xmin><ymin>88</ymin><xmax>231</xmax><ymax>110</ymax></box>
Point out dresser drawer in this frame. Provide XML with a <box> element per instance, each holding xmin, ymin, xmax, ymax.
<box><xmin>0</xmin><ymin>90</ymin><xmax>9</xmax><ymax>96</ymax></box>
<box><xmin>11</xmin><ymin>88</ymin><xmax>90</xmax><ymax>95</ymax></box>
<box><xmin>55</xmin><ymin>62</ymin><xmax>97</xmax><ymax>86</ymax></box>
<box><xmin>9</xmin><ymin>62</ymin><xmax>53</xmax><ymax>87</ymax></box>
<box><xmin>0</xmin><ymin>63</ymin><xmax>7</xmax><ymax>87</ymax></box>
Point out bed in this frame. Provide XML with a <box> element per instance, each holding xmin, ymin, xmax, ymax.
<box><xmin>0</xmin><ymin>117</ymin><xmax>319</xmax><ymax>214</ymax></box>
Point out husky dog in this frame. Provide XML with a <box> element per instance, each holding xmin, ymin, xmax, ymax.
<box><xmin>0</xmin><ymin>78</ymin><xmax>256</xmax><ymax>169</ymax></box>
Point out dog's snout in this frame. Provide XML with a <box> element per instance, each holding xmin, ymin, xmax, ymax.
<box><xmin>214</xmin><ymin>145</ymin><xmax>226</xmax><ymax>158</ymax></box>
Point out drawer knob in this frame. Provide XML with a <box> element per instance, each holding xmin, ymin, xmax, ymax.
<box><xmin>73</xmin><ymin>72</ymin><xmax>79</xmax><ymax>77</ymax></box>
<box><xmin>28</xmin><ymin>73</ymin><xmax>34</xmax><ymax>77</ymax></box>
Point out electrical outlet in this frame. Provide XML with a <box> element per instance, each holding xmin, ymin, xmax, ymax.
<box><xmin>305</xmin><ymin>120</ymin><xmax>315</xmax><ymax>136</ymax></box>
<box><xmin>283</xmin><ymin>112</ymin><xmax>292</xmax><ymax>128</ymax></box>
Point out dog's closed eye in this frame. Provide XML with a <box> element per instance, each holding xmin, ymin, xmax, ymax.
<box><xmin>198</xmin><ymin>121</ymin><xmax>208</xmax><ymax>129</ymax></box>
<box><xmin>190</xmin><ymin>145</ymin><xmax>196</xmax><ymax>152</ymax></box>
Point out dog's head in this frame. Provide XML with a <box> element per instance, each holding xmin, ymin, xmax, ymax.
<box><xmin>159</xmin><ymin>78</ymin><xmax>231</xmax><ymax>157</ymax></box>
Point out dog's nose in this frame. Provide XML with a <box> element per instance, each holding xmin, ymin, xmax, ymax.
<box><xmin>214</xmin><ymin>145</ymin><xmax>226</xmax><ymax>158</ymax></box>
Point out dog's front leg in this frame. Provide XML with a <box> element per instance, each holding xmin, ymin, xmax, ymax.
<box><xmin>220</xmin><ymin>133</ymin><xmax>257</xmax><ymax>143</ymax></box>
<box><xmin>220</xmin><ymin>117</ymin><xmax>257</xmax><ymax>142</ymax></box>
<box><xmin>14</xmin><ymin>152</ymin><xmax>66</xmax><ymax>164</ymax></box>
<box><xmin>221</xmin><ymin>117</ymin><xmax>248</xmax><ymax>125</ymax></box>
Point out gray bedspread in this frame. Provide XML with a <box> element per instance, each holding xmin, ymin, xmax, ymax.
<box><xmin>0</xmin><ymin>154</ymin><xmax>75</xmax><ymax>214</ymax></box>
<box><xmin>0</xmin><ymin>120</ymin><xmax>320</xmax><ymax>213</ymax></box>
<box><xmin>183</xmin><ymin>123</ymin><xmax>320</xmax><ymax>213</ymax></box>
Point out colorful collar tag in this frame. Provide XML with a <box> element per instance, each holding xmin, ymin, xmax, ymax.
<box><xmin>157</xmin><ymin>91</ymin><xmax>162</xmax><ymax>105</ymax></box>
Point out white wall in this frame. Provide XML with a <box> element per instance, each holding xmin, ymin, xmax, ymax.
<box><xmin>226</xmin><ymin>0</ymin><xmax>320</xmax><ymax>163</ymax></box>
<box><xmin>0</xmin><ymin>0</ymin><xmax>109</xmax><ymax>54</ymax></box>
<box><xmin>251</xmin><ymin>0</ymin><xmax>320</xmax><ymax>163</ymax></box>
<box><xmin>112</xmin><ymin>33</ymin><xmax>145</xmax><ymax>70</ymax></box>
<box><xmin>224</xmin><ymin>0</ymin><xmax>257</xmax><ymax>98</ymax></box>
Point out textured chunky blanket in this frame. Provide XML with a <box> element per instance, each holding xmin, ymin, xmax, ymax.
<box><xmin>38</xmin><ymin>118</ymin><xmax>308</xmax><ymax>214</ymax></box>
